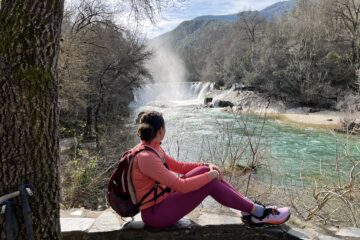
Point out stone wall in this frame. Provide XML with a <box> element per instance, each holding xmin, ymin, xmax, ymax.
<box><xmin>60</xmin><ymin>207</ymin><xmax>360</xmax><ymax>240</ymax></box>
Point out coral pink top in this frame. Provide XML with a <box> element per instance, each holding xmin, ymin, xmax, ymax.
<box><xmin>131</xmin><ymin>141</ymin><xmax>213</xmax><ymax>210</ymax></box>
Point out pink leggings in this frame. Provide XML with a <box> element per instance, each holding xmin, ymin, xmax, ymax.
<box><xmin>141</xmin><ymin>166</ymin><xmax>254</xmax><ymax>228</ymax></box>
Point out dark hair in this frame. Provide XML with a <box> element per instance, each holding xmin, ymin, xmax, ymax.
<box><xmin>137</xmin><ymin>111</ymin><xmax>165</xmax><ymax>142</ymax></box>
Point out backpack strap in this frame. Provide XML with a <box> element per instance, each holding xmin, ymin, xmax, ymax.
<box><xmin>132</xmin><ymin>145</ymin><xmax>172</xmax><ymax>207</ymax></box>
<box><xmin>137</xmin><ymin>183</ymin><xmax>172</xmax><ymax>207</ymax></box>
<box><xmin>136</xmin><ymin>145</ymin><xmax>167</xmax><ymax>165</ymax></box>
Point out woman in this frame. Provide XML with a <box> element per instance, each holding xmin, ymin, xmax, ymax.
<box><xmin>132</xmin><ymin>111</ymin><xmax>290</xmax><ymax>228</ymax></box>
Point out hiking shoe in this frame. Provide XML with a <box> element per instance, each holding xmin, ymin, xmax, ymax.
<box><xmin>250</xmin><ymin>207</ymin><xmax>291</xmax><ymax>225</ymax></box>
<box><xmin>241</xmin><ymin>200</ymin><xmax>267</xmax><ymax>225</ymax></box>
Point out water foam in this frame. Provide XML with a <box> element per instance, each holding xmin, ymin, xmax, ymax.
<box><xmin>130</xmin><ymin>82</ymin><xmax>214</xmax><ymax>107</ymax></box>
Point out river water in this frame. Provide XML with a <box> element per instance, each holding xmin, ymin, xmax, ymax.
<box><xmin>129</xmin><ymin>83</ymin><xmax>360</xmax><ymax>187</ymax></box>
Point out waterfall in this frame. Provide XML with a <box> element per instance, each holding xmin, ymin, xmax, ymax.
<box><xmin>197</xmin><ymin>82</ymin><xmax>214</xmax><ymax>100</ymax></box>
<box><xmin>130</xmin><ymin>82</ymin><xmax>214</xmax><ymax>107</ymax></box>
<box><xmin>130</xmin><ymin>39</ymin><xmax>214</xmax><ymax>107</ymax></box>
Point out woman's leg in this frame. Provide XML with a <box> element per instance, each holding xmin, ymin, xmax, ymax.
<box><xmin>141</xmin><ymin>166</ymin><xmax>254</xmax><ymax>228</ymax></box>
<box><xmin>186</xmin><ymin>166</ymin><xmax>253</xmax><ymax>209</ymax></box>
<box><xmin>184</xmin><ymin>166</ymin><xmax>254</xmax><ymax>212</ymax></box>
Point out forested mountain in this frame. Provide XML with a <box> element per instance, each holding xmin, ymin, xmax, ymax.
<box><xmin>156</xmin><ymin>20</ymin><xmax>233</xmax><ymax>81</ymax></box>
<box><xmin>153</xmin><ymin>0</ymin><xmax>360</xmax><ymax>109</ymax></box>
<box><xmin>153</xmin><ymin>0</ymin><xmax>296</xmax><ymax>83</ymax></box>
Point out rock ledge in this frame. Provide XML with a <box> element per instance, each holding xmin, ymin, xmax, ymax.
<box><xmin>60</xmin><ymin>207</ymin><xmax>360</xmax><ymax>240</ymax></box>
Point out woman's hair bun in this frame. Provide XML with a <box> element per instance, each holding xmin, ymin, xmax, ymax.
<box><xmin>138</xmin><ymin>123</ymin><xmax>156</xmax><ymax>142</ymax></box>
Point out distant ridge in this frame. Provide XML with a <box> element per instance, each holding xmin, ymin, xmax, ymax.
<box><xmin>153</xmin><ymin>1</ymin><xmax>295</xmax><ymax>43</ymax></box>
<box><xmin>193</xmin><ymin>1</ymin><xmax>295</xmax><ymax>22</ymax></box>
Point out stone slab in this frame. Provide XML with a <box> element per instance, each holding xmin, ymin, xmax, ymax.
<box><xmin>286</xmin><ymin>228</ymin><xmax>313</xmax><ymax>240</ymax></box>
<box><xmin>122</xmin><ymin>218</ymin><xmax>194</xmax><ymax>231</ymax></box>
<box><xmin>318</xmin><ymin>235</ymin><xmax>342</xmax><ymax>240</ymax></box>
<box><xmin>197</xmin><ymin>213</ymin><xmax>242</xmax><ymax>226</ymax></box>
<box><xmin>88</xmin><ymin>210</ymin><xmax>121</xmax><ymax>232</ymax></box>
<box><xmin>70</xmin><ymin>209</ymin><xmax>83</xmax><ymax>216</ymax></box>
<box><xmin>61</xmin><ymin>217</ymin><xmax>95</xmax><ymax>232</ymax></box>
<box><xmin>62</xmin><ymin>224</ymin><xmax>303</xmax><ymax>240</ymax></box>
<box><xmin>337</xmin><ymin>227</ymin><xmax>360</xmax><ymax>238</ymax></box>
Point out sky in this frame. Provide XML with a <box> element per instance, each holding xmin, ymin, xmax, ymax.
<box><xmin>117</xmin><ymin>0</ymin><xmax>282</xmax><ymax>39</ymax></box>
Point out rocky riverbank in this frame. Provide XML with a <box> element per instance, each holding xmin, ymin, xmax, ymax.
<box><xmin>204</xmin><ymin>89</ymin><xmax>357</xmax><ymax>131</ymax></box>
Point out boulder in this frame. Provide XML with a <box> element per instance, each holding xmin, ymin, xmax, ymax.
<box><xmin>212</xmin><ymin>100</ymin><xmax>234</xmax><ymax>108</ymax></box>
<box><xmin>204</xmin><ymin>97</ymin><xmax>213</xmax><ymax>105</ymax></box>
<box><xmin>231</xmin><ymin>83</ymin><xmax>245</xmax><ymax>91</ymax></box>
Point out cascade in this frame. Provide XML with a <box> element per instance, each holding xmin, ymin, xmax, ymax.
<box><xmin>130</xmin><ymin>82</ymin><xmax>214</xmax><ymax>107</ymax></box>
<box><xmin>131</xmin><ymin>39</ymin><xmax>215</xmax><ymax>107</ymax></box>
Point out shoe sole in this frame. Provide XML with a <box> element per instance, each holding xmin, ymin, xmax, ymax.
<box><xmin>250</xmin><ymin>212</ymin><xmax>291</xmax><ymax>226</ymax></box>
<box><xmin>241</xmin><ymin>216</ymin><xmax>252</xmax><ymax>224</ymax></box>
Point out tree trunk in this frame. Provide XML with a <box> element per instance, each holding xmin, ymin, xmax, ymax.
<box><xmin>352</xmin><ymin>39</ymin><xmax>357</xmax><ymax>65</ymax></box>
<box><xmin>94</xmin><ymin>101</ymin><xmax>103</xmax><ymax>148</ymax></box>
<box><xmin>85</xmin><ymin>104</ymin><xmax>94</xmax><ymax>140</ymax></box>
<box><xmin>0</xmin><ymin>0</ymin><xmax>64</xmax><ymax>239</ymax></box>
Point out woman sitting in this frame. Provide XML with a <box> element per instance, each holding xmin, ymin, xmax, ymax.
<box><xmin>132</xmin><ymin>111</ymin><xmax>290</xmax><ymax>228</ymax></box>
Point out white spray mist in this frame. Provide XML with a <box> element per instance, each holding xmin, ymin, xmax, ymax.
<box><xmin>130</xmin><ymin>38</ymin><xmax>213</xmax><ymax>106</ymax></box>
<box><xmin>146</xmin><ymin>38</ymin><xmax>187</xmax><ymax>84</ymax></box>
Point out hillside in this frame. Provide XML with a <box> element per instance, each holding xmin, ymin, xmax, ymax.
<box><xmin>151</xmin><ymin>1</ymin><xmax>295</xmax><ymax>82</ymax></box>
<box><xmin>149</xmin><ymin>0</ymin><xmax>360</xmax><ymax>111</ymax></box>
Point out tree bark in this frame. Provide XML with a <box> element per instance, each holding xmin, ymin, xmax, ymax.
<box><xmin>0</xmin><ymin>0</ymin><xmax>64</xmax><ymax>239</ymax></box>
<box><xmin>85</xmin><ymin>104</ymin><xmax>94</xmax><ymax>139</ymax></box>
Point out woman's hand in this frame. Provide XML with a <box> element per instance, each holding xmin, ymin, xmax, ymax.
<box><xmin>204</xmin><ymin>163</ymin><xmax>223</xmax><ymax>180</ymax></box>
<box><xmin>209</xmin><ymin>169</ymin><xmax>220</xmax><ymax>180</ymax></box>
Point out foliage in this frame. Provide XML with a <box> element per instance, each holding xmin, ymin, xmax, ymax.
<box><xmin>60</xmin><ymin>1</ymin><xmax>152</xmax><ymax>145</ymax></box>
<box><xmin>61</xmin><ymin>148</ymin><xmax>106</xmax><ymax>208</ymax></box>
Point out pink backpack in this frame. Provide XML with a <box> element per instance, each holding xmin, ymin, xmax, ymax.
<box><xmin>107</xmin><ymin>145</ymin><xmax>171</xmax><ymax>217</ymax></box>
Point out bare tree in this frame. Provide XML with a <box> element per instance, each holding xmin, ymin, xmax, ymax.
<box><xmin>236</xmin><ymin>11</ymin><xmax>266</xmax><ymax>60</ymax></box>
<box><xmin>125</xmin><ymin>0</ymin><xmax>185</xmax><ymax>24</ymax></box>
<box><xmin>60</xmin><ymin>14</ymin><xmax>152</xmax><ymax>144</ymax></box>
<box><xmin>70</xmin><ymin>0</ymin><xmax>114</xmax><ymax>34</ymax></box>
<box><xmin>333</xmin><ymin>0</ymin><xmax>360</xmax><ymax>66</ymax></box>
<box><xmin>237</xmin><ymin>11</ymin><xmax>265</xmax><ymax>44</ymax></box>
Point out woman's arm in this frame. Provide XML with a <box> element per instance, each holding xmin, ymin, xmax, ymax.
<box><xmin>161</xmin><ymin>149</ymin><xmax>204</xmax><ymax>174</ymax></box>
<box><xmin>137</xmin><ymin>151</ymin><xmax>215</xmax><ymax>193</ymax></box>
<box><xmin>161</xmin><ymin>150</ymin><xmax>223</xmax><ymax>179</ymax></box>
